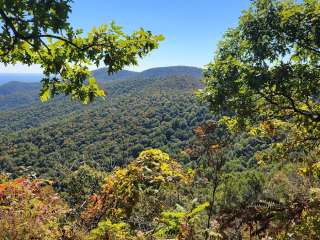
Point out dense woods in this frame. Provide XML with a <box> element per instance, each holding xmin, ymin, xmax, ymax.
<box><xmin>1</xmin><ymin>0</ymin><xmax>320</xmax><ymax>239</ymax></box>
<box><xmin>0</xmin><ymin>67</ymin><xmax>209</xmax><ymax>179</ymax></box>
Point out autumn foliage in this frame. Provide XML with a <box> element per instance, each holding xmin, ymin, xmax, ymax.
<box><xmin>0</xmin><ymin>178</ymin><xmax>68</xmax><ymax>239</ymax></box>
<box><xmin>82</xmin><ymin>149</ymin><xmax>192</xmax><ymax>239</ymax></box>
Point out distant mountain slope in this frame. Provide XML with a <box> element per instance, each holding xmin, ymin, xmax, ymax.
<box><xmin>93</xmin><ymin>66</ymin><xmax>202</xmax><ymax>82</ymax></box>
<box><xmin>139</xmin><ymin>66</ymin><xmax>202</xmax><ymax>79</ymax></box>
<box><xmin>0</xmin><ymin>82</ymin><xmax>40</xmax><ymax>110</ymax></box>
<box><xmin>0</xmin><ymin>81</ymin><xmax>40</xmax><ymax>96</ymax></box>
<box><xmin>92</xmin><ymin>68</ymin><xmax>139</xmax><ymax>82</ymax></box>
<box><xmin>0</xmin><ymin>74</ymin><xmax>204</xmax><ymax>133</ymax></box>
<box><xmin>0</xmin><ymin>66</ymin><xmax>210</xmax><ymax>179</ymax></box>
<box><xmin>0</xmin><ymin>66</ymin><xmax>203</xmax><ymax>111</ymax></box>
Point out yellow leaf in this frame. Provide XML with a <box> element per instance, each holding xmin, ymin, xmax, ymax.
<box><xmin>40</xmin><ymin>88</ymin><xmax>50</xmax><ymax>102</ymax></box>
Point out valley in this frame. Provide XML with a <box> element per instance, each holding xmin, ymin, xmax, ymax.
<box><xmin>0</xmin><ymin>66</ymin><xmax>211</xmax><ymax>179</ymax></box>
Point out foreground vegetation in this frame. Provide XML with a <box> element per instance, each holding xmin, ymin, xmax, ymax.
<box><xmin>1</xmin><ymin>0</ymin><xmax>320</xmax><ymax>239</ymax></box>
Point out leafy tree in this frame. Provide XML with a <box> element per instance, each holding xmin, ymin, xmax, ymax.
<box><xmin>199</xmin><ymin>0</ymin><xmax>320</xmax><ymax>129</ymax></box>
<box><xmin>59</xmin><ymin>164</ymin><xmax>106</xmax><ymax>208</ymax></box>
<box><xmin>0</xmin><ymin>0</ymin><xmax>164</xmax><ymax>102</ymax></box>
<box><xmin>188</xmin><ymin>122</ymin><xmax>230</xmax><ymax>239</ymax></box>
<box><xmin>199</xmin><ymin>0</ymin><xmax>320</xmax><ymax>238</ymax></box>
<box><xmin>82</xmin><ymin>149</ymin><xmax>192</xmax><ymax>239</ymax></box>
<box><xmin>185</xmin><ymin>122</ymin><xmax>265</xmax><ymax>239</ymax></box>
<box><xmin>155</xmin><ymin>202</ymin><xmax>210</xmax><ymax>240</ymax></box>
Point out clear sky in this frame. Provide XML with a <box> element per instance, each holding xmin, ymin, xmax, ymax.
<box><xmin>0</xmin><ymin>0</ymin><xmax>251</xmax><ymax>73</ymax></box>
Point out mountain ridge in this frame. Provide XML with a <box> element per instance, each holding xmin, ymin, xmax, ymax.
<box><xmin>0</xmin><ymin>66</ymin><xmax>203</xmax><ymax>86</ymax></box>
<box><xmin>0</xmin><ymin>66</ymin><xmax>203</xmax><ymax>111</ymax></box>
<box><xmin>0</xmin><ymin>67</ymin><xmax>210</xmax><ymax>179</ymax></box>
<box><xmin>92</xmin><ymin>65</ymin><xmax>203</xmax><ymax>82</ymax></box>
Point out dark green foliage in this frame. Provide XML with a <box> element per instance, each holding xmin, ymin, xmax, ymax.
<box><xmin>0</xmin><ymin>68</ymin><xmax>211</xmax><ymax>180</ymax></box>
<box><xmin>199</xmin><ymin>0</ymin><xmax>320</xmax><ymax>128</ymax></box>
<box><xmin>196</xmin><ymin>0</ymin><xmax>320</xmax><ymax>238</ymax></box>
<box><xmin>91</xmin><ymin>66</ymin><xmax>203</xmax><ymax>83</ymax></box>
<box><xmin>58</xmin><ymin>164</ymin><xmax>106</xmax><ymax>207</ymax></box>
<box><xmin>2</xmin><ymin>0</ymin><xmax>320</xmax><ymax>238</ymax></box>
<box><xmin>0</xmin><ymin>81</ymin><xmax>40</xmax><ymax>110</ymax></box>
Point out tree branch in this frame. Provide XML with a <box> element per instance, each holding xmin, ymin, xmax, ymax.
<box><xmin>257</xmin><ymin>90</ymin><xmax>320</xmax><ymax>122</ymax></box>
<box><xmin>0</xmin><ymin>8</ymin><xmax>101</xmax><ymax>51</ymax></box>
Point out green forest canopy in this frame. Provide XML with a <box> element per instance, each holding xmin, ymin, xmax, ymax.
<box><xmin>1</xmin><ymin>0</ymin><xmax>320</xmax><ymax>239</ymax></box>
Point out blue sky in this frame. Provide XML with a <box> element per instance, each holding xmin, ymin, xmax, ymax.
<box><xmin>0</xmin><ymin>0</ymin><xmax>251</xmax><ymax>73</ymax></box>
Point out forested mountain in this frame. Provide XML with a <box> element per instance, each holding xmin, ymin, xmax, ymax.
<box><xmin>92</xmin><ymin>68</ymin><xmax>139</xmax><ymax>82</ymax></box>
<box><xmin>138</xmin><ymin>66</ymin><xmax>203</xmax><ymax>79</ymax></box>
<box><xmin>2</xmin><ymin>1</ymin><xmax>320</xmax><ymax>239</ymax></box>
<box><xmin>0</xmin><ymin>66</ymin><xmax>211</xmax><ymax>179</ymax></box>
<box><xmin>0</xmin><ymin>66</ymin><xmax>202</xmax><ymax>111</ymax></box>
<box><xmin>0</xmin><ymin>82</ymin><xmax>41</xmax><ymax>110</ymax></box>
<box><xmin>92</xmin><ymin>66</ymin><xmax>203</xmax><ymax>82</ymax></box>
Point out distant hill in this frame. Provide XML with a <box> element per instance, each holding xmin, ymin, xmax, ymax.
<box><xmin>0</xmin><ymin>81</ymin><xmax>40</xmax><ymax>96</ymax></box>
<box><xmin>0</xmin><ymin>81</ymin><xmax>40</xmax><ymax>110</ymax></box>
<box><xmin>0</xmin><ymin>73</ymin><xmax>42</xmax><ymax>85</ymax></box>
<box><xmin>93</xmin><ymin>66</ymin><xmax>202</xmax><ymax>82</ymax></box>
<box><xmin>0</xmin><ymin>66</ymin><xmax>210</xmax><ymax>179</ymax></box>
<box><xmin>139</xmin><ymin>66</ymin><xmax>203</xmax><ymax>79</ymax></box>
<box><xmin>0</xmin><ymin>66</ymin><xmax>203</xmax><ymax>111</ymax></box>
<box><xmin>92</xmin><ymin>68</ymin><xmax>139</xmax><ymax>82</ymax></box>
<box><xmin>0</xmin><ymin>66</ymin><xmax>202</xmax><ymax>86</ymax></box>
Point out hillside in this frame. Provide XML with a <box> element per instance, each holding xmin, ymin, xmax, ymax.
<box><xmin>0</xmin><ymin>66</ymin><xmax>210</xmax><ymax>179</ymax></box>
<box><xmin>92</xmin><ymin>66</ymin><xmax>202</xmax><ymax>82</ymax></box>
<box><xmin>92</xmin><ymin>68</ymin><xmax>139</xmax><ymax>82</ymax></box>
<box><xmin>0</xmin><ymin>82</ymin><xmax>40</xmax><ymax>110</ymax></box>
<box><xmin>0</xmin><ymin>66</ymin><xmax>202</xmax><ymax>111</ymax></box>
<box><xmin>1</xmin><ymin>1</ymin><xmax>320</xmax><ymax>239</ymax></box>
<box><xmin>138</xmin><ymin>66</ymin><xmax>203</xmax><ymax>79</ymax></box>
